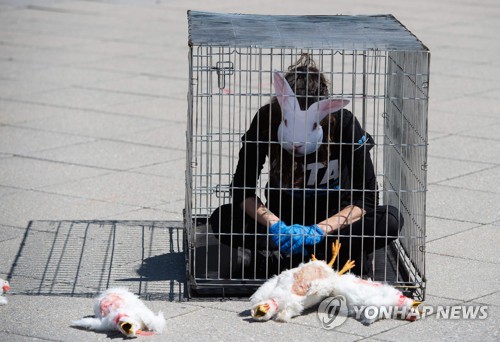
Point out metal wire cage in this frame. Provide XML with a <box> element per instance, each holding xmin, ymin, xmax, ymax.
<box><xmin>185</xmin><ymin>11</ymin><xmax>429</xmax><ymax>300</ymax></box>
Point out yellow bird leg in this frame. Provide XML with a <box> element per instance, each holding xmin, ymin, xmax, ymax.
<box><xmin>327</xmin><ymin>240</ymin><xmax>342</xmax><ymax>267</ymax></box>
<box><xmin>310</xmin><ymin>254</ymin><xmax>317</xmax><ymax>261</ymax></box>
<box><xmin>412</xmin><ymin>300</ymin><xmax>424</xmax><ymax>314</ymax></box>
<box><xmin>254</xmin><ymin>303</ymin><xmax>270</xmax><ymax>318</ymax></box>
<box><xmin>412</xmin><ymin>301</ymin><xmax>422</xmax><ymax>308</ymax></box>
<box><xmin>338</xmin><ymin>260</ymin><xmax>355</xmax><ymax>275</ymax></box>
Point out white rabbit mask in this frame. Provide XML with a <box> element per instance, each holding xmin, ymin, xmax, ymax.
<box><xmin>273</xmin><ymin>71</ymin><xmax>349</xmax><ymax>156</ymax></box>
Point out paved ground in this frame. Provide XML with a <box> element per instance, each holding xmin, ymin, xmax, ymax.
<box><xmin>0</xmin><ymin>0</ymin><xmax>499</xmax><ymax>341</ymax></box>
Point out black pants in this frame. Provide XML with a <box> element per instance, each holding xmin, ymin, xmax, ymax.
<box><xmin>209</xmin><ymin>203</ymin><xmax>404</xmax><ymax>278</ymax></box>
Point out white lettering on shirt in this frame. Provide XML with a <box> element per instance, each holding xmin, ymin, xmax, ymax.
<box><xmin>305</xmin><ymin>160</ymin><xmax>339</xmax><ymax>187</ymax></box>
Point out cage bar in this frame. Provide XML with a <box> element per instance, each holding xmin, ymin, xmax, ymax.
<box><xmin>186</xmin><ymin>11</ymin><xmax>429</xmax><ymax>300</ymax></box>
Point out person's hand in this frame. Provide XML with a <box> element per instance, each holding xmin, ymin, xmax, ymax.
<box><xmin>269</xmin><ymin>221</ymin><xmax>325</xmax><ymax>255</ymax></box>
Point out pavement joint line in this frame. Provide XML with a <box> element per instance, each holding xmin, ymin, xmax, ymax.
<box><xmin>428</xmin><ymin>182</ymin><xmax>500</xmax><ymax>196</ymax></box>
<box><xmin>429</xmin><ymin>164</ymin><xmax>499</xmax><ymax>185</ymax></box>
<box><xmin>25</xmin><ymin>4</ymin><xmax>100</xmax><ymax>16</ymax></box>
<box><xmin>1</xmin><ymin>123</ymin><xmax>186</xmax><ymax>153</ymax></box>
<box><xmin>139</xmin><ymin>73</ymin><xmax>188</xmax><ymax>81</ymax></box>
<box><xmin>0</xmin><ymin>330</ymin><xmax>62</xmax><ymax>342</ymax></box>
<box><xmin>4</xmin><ymin>186</ymin><xmax>145</xmax><ymax>209</ymax></box>
<box><xmin>425</xmin><ymin>222</ymin><xmax>489</xmax><ymax>244</ymax></box>
<box><xmin>0</xmin><ymin>97</ymin><xmax>175</xmax><ymax>123</ymax></box>
<box><xmin>426</xmin><ymin>214</ymin><xmax>491</xmax><ymax>226</ymax></box>
<box><xmin>426</xmin><ymin>251</ymin><xmax>499</xmax><ymax>265</ymax></box>
<box><xmin>7</xmin><ymin>154</ymin><xmax>126</xmax><ymax>173</ymax></box>
<box><xmin>13</xmin><ymin>150</ymin><xmax>181</xmax><ymax>173</ymax></box>
<box><xmin>467</xmin><ymin>290</ymin><xmax>500</xmax><ymax>306</ymax></box>
<box><xmin>1</xmin><ymin>121</ymin><xmax>186</xmax><ymax>152</ymax></box>
<box><xmin>453</xmin><ymin>132</ymin><xmax>500</xmax><ymax>142</ymax></box>
<box><xmin>0</xmin><ymin>236</ymin><xmax>22</xmax><ymax>245</ymax></box>
<box><xmin>0</xmin><ymin>223</ymin><xmax>26</xmax><ymax>230</ymax></box>
<box><xmin>74</xmin><ymin>84</ymin><xmax>185</xmax><ymax>101</ymax></box>
<box><xmin>361</xmin><ymin>319</ymin><xmax>415</xmax><ymax>340</ymax></box>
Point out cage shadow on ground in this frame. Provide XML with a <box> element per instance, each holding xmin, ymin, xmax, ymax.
<box><xmin>7</xmin><ymin>220</ymin><xmax>186</xmax><ymax>301</ymax></box>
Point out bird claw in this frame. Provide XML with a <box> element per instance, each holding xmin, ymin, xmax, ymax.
<box><xmin>338</xmin><ymin>259</ymin><xmax>355</xmax><ymax>275</ymax></box>
<box><xmin>327</xmin><ymin>240</ymin><xmax>342</xmax><ymax>267</ymax></box>
<box><xmin>311</xmin><ymin>254</ymin><xmax>317</xmax><ymax>261</ymax></box>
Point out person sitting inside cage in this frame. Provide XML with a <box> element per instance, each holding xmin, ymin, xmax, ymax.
<box><xmin>209</xmin><ymin>54</ymin><xmax>404</xmax><ymax>279</ymax></box>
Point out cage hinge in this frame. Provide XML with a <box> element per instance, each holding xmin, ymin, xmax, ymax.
<box><xmin>421</xmin><ymin>161</ymin><xmax>428</xmax><ymax>172</ymax></box>
<box><xmin>213</xmin><ymin>61</ymin><xmax>234</xmax><ymax>90</ymax></box>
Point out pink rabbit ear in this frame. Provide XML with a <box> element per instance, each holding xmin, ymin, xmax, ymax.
<box><xmin>309</xmin><ymin>98</ymin><xmax>350</xmax><ymax>122</ymax></box>
<box><xmin>273</xmin><ymin>70</ymin><xmax>299</xmax><ymax>115</ymax></box>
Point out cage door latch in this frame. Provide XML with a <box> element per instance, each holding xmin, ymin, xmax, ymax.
<box><xmin>214</xmin><ymin>61</ymin><xmax>234</xmax><ymax>90</ymax></box>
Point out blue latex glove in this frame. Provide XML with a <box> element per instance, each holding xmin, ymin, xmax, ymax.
<box><xmin>269</xmin><ymin>221</ymin><xmax>325</xmax><ymax>255</ymax></box>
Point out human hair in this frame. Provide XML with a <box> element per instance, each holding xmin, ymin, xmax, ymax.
<box><xmin>269</xmin><ymin>54</ymin><xmax>337</xmax><ymax>188</ymax></box>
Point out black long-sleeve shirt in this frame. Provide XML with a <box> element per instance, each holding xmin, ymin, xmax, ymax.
<box><xmin>232</xmin><ymin>102</ymin><xmax>377</xmax><ymax>225</ymax></box>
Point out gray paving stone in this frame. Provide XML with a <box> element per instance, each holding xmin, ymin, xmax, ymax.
<box><xmin>0</xmin><ymin>185</ymin><xmax>20</xmax><ymax>198</ymax></box>
<box><xmin>13</xmin><ymin>87</ymin><xmax>156</xmax><ymax>112</ymax></box>
<box><xmin>0</xmin><ymin>295</ymin><xmax>193</xmax><ymax>342</ymax></box>
<box><xmin>372</xmin><ymin>305</ymin><xmax>498</xmax><ymax>342</ymax></box>
<box><xmin>458</xmin><ymin>123</ymin><xmax>500</xmax><ymax>140</ymax></box>
<box><xmin>83</xmin><ymin>74</ymin><xmax>186</xmax><ymax>100</ymax></box>
<box><xmin>430</xmin><ymin>74</ymin><xmax>499</xmax><ymax>103</ymax></box>
<box><xmin>438</xmin><ymin>166</ymin><xmax>500</xmax><ymax>193</ymax></box>
<box><xmin>113</xmin><ymin>122</ymin><xmax>186</xmax><ymax>150</ymax></box>
<box><xmin>0</xmin><ymin>58</ymin><xmax>48</xmax><ymax>79</ymax></box>
<box><xmin>426</xmin><ymin>224</ymin><xmax>499</xmax><ymax>264</ymax></box>
<box><xmin>426</xmin><ymin>156</ymin><xmax>495</xmax><ymax>185</ymax></box>
<box><xmin>427</xmin><ymin>184</ymin><xmax>500</xmax><ymax>224</ymax></box>
<box><xmin>101</xmin><ymin>96</ymin><xmax>186</xmax><ymax>121</ymax></box>
<box><xmin>26</xmin><ymin>139</ymin><xmax>182</xmax><ymax>170</ymax></box>
<box><xmin>0</xmin><ymin>224</ymin><xmax>25</xmax><ymax>275</ymax></box>
<box><xmin>0</xmin><ymin>78</ymin><xmax>62</xmax><ymax>98</ymax></box>
<box><xmin>8</xmin><ymin>221</ymin><xmax>185</xmax><ymax>299</ymax></box>
<box><xmin>0</xmin><ymin>237</ymin><xmax>22</xmax><ymax>275</ymax></box>
<box><xmin>0</xmin><ymin>125</ymin><xmax>93</xmax><ymax>155</ymax></box>
<box><xmin>100</xmin><ymin>207</ymin><xmax>179</xmax><ymax>221</ymax></box>
<box><xmin>131</xmin><ymin>158</ymin><xmax>185</xmax><ymax>177</ymax></box>
<box><xmin>427</xmin><ymin>109</ymin><xmax>500</xmax><ymax>136</ymax></box>
<box><xmin>79</xmin><ymin>55</ymin><xmax>180</xmax><ymax>78</ymax></box>
<box><xmin>430</xmin><ymin>96</ymin><xmax>500</xmax><ymax>119</ymax></box>
<box><xmin>0</xmin><ymin>100</ymin><xmax>75</xmax><ymax>125</ymax></box>
<box><xmin>19</xmin><ymin>109</ymin><xmax>167</xmax><ymax>139</ymax></box>
<box><xmin>425</xmin><ymin>216</ymin><xmax>478</xmax><ymax>242</ymax></box>
<box><xmin>41</xmin><ymin>171</ymin><xmax>181</xmax><ymax>207</ymax></box>
<box><xmin>163</xmin><ymin>306</ymin><xmax>361</xmax><ymax>341</ymax></box>
<box><xmin>432</xmin><ymin>57</ymin><xmax>500</xmax><ymax>82</ymax></box>
<box><xmin>472</xmin><ymin>291</ymin><xmax>500</xmax><ymax>307</ymax></box>
<box><xmin>0</xmin><ymin>43</ymin><xmax>109</xmax><ymax>66</ymax></box>
<box><xmin>427</xmin><ymin>134</ymin><xmax>500</xmax><ymax>165</ymax></box>
<box><xmin>0</xmin><ymin>189</ymin><xmax>138</xmax><ymax>227</ymax></box>
<box><xmin>0</xmin><ymin>156</ymin><xmax>108</xmax><ymax>190</ymax></box>
<box><xmin>425</xmin><ymin>253</ymin><xmax>499</xmax><ymax>302</ymax></box>
<box><xmin>7</xmin><ymin>64</ymin><xmax>133</xmax><ymax>89</ymax></box>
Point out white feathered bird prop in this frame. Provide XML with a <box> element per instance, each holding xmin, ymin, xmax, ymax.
<box><xmin>72</xmin><ymin>288</ymin><xmax>165</xmax><ymax>337</ymax></box>
<box><xmin>250</xmin><ymin>240</ymin><xmax>355</xmax><ymax>322</ymax></box>
<box><xmin>0</xmin><ymin>278</ymin><xmax>10</xmax><ymax>305</ymax></box>
<box><xmin>250</xmin><ymin>241</ymin><xmax>422</xmax><ymax>324</ymax></box>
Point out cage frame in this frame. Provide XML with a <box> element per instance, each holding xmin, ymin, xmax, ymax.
<box><xmin>185</xmin><ymin>11</ymin><xmax>430</xmax><ymax>300</ymax></box>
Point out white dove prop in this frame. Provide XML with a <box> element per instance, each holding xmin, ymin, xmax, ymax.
<box><xmin>0</xmin><ymin>278</ymin><xmax>10</xmax><ymax>305</ymax></box>
<box><xmin>250</xmin><ymin>241</ymin><xmax>422</xmax><ymax>325</ymax></box>
<box><xmin>250</xmin><ymin>240</ymin><xmax>354</xmax><ymax>322</ymax></box>
<box><xmin>73</xmin><ymin>288</ymin><xmax>165</xmax><ymax>337</ymax></box>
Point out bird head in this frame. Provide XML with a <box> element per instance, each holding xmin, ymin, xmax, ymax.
<box><xmin>117</xmin><ymin>315</ymin><xmax>154</xmax><ymax>337</ymax></box>
<box><xmin>115</xmin><ymin>314</ymin><xmax>140</xmax><ymax>337</ymax></box>
<box><xmin>1</xmin><ymin>279</ymin><xmax>10</xmax><ymax>293</ymax></box>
